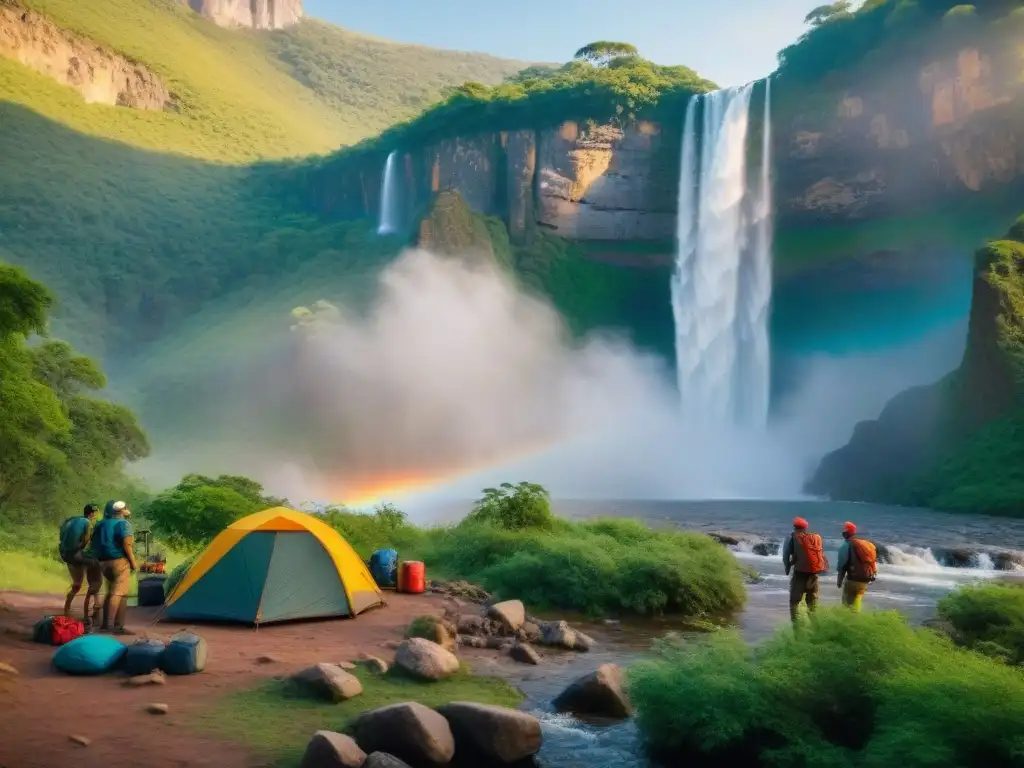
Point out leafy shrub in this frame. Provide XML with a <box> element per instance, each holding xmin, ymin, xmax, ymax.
<box><xmin>939</xmin><ymin>583</ymin><xmax>1024</xmax><ymax>664</ymax></box>
<box><xmin>628</xmin><ymin>609</ymin><xmax>1024</xmax><ymax>767</ymax></box>
<box><xmin>426</xmin><ymin>515</ymin><xmax>745</xmax><ymax>617</ymax></box>
<box><xmin>464</xmin><ymin>482</ymin><xmax>556</xmax><ymax>531</ymax></box>
<box><xmin>320</xmin><ymin>503</ymin><xmax>426</xmax><ymax>560</ymax></box>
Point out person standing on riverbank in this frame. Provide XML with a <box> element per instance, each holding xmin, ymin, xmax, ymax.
<box><xmin>782</xmin><ymin>517</ymin><xmax>830</xmax><ymax>624</ymax></box>
<box><xmin>836</xmin><ymin>521</ymin><xmax>877</xmax><ymax>612</ymax></box>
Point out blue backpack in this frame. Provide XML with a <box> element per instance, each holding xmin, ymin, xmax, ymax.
<box><xmin>53</xmin><ymin>635</ymin><xmax>126</xmax><ymax>675</ymax></box>
<box><xmin>369</xmin><ymin>549</ymin><xmax>398</xmax><ymax>588</ymax></box>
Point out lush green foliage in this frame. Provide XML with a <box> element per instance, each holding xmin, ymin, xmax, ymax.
<box><xmin>776</xmin><ymin>0</ymin><xmax>1024</xmax><ymax>86</ymax></box>
<box><xmin>348</xmin><ymin>50</ymin><xmax>714</xmax><ymax>156</ymax></box>
<box><xmin>319</xmin><ymin>503</ymin><xmax>427</xmax><ymax>560</ymax></box>
<box><xmin>197</xmin><ymin>666</ymin><xmax>522</xmax><ymax>765</ymax></box>
<box><xmin>0</xmin><ymin>265</ymin><xmax>149</xmax><ymax>520</ymax></box>
<box><xmin>428</xmin><ymin>513</ymin><xmax>746</xmax><ymax>617</ymax></box>
<box><xmin>142</xmin><ymin>474</ymin><xmax>285</xmax><ymax>550</ymax></box>
<box><xmin>939</xmin><ymin>583</ymin><xmax>1024</xmax><ymax>664</ymax></box>
<box><xmin>464</xmin><ymin>481</ymin><xmax>555</xmax><ymax>531</ymax></box>
<box><xmin>629</xmin><ymin>609</ymin><xmax>1024</xmax><ymax>766</ymax></box>
<box><xmin>0</xmin><ymin>0</ymin><xmax>523</xmax><ymax>356</ymax></box>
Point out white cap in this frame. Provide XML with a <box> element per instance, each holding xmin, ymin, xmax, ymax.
<box><xmin>112</xmin><ymin>500</ymin><xmax>131</xmax><ymax>516</ymax></box>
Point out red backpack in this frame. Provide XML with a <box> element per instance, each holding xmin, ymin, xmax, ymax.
<box><xmin>50</xmin><ymin>616</ymin><xmax>85</xmax><ymax>646</ymax></box>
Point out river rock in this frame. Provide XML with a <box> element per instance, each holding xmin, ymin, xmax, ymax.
<box><xmin>993</xmin><ymin>551</ymin><xmax>1024</xmax><ymax>571</ymax></box>
<box><xmin>752</xmin><ymin>541</ymin><xmax>780</xmax><ymax>557</ymax></box>
<box><xmin>407</xmin><ymin>616</ymin><xmax>457</xmax><ymax>653</ymax></box>
<box><xmin>428</xmin><ymin>579</ymin><xmax>491</xmax><ymax>603</ymax></box>
<box><xmin>354</xmin><ymin>702</ymin><xmax>455</xmax><ymax>765</ymax></box>
<box><xmin>539</xmin><ymin>620</ymin><xmax>577</xmax><ymax>649</ymax></box>
<box><xmin>518</xmin><ymin>621</ymin><xmax>542</xmax><ymax>643</ymax></box>
<box><xmin>356</xmin><ymin>653</ymin><xmax>389</xmax><ymax>674</ymax></box>
<box><xmin>438</xmin><ymin>701</ymin><xmax>543</xmax><ymax>763</ymax></box>
<box><xmin>291</xmin><ymin>663</ymin><xmax>363</xmax><ymax>702</ymax></box>
<box><xmin>553</xmin><ymin>664</ymin><xmax>632</xmax><ymax>719</ymax></box>
<box><xmin>509</xmin><ymin>643</ymin><xmax>542</xmax><ymax>665</ymax></box>
<box><xmin>458</xmin><ymin>634</ymin><xmax>488</xmax><ymax>649</ymax></box>
<box><xmin>363</xmin><ymin>753</ymin><xmax>412</xmax><ymax>768</ymax></box>
<box><xmin>457</xmin><ymin>614</ymin><xmax>503</xmax><ymax>637</ymax></box>
<box><xmin>574</xmin><ymin>631</ymin><xmax>596</xmax><ymax>652</ymax></box>
<box><xmin>394</xmin><ymin>638</ymin><xmax>460</xmax><ymax>681</ymax></box>
<box><xmin>488</xmin><ymin>600</ymin><xmax>526</xmax><ymax>632</ymax></box>
<box><xmin>300</xmin><ymin>730</ymin><xmax>366</xmax><ymax>768</ymax></box>
<box><xmin>0</xmin><ymin>662</ymin><xmax>18</xmax><ymax>676</ymax></box>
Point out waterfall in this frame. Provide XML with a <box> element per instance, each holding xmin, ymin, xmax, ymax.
<box><xmin>377</xmin><ymin>151</ymin><xmax>399</xmax><ymax>235</ymax></box>
<box><xmin>671</xmin><ymin>80</ymin><xmax>773</xmax><ymax>429</ymax></box>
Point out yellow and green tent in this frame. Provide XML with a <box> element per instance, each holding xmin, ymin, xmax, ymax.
<box><xmin>164</xmin><ymin>507</ymin><xmax>383</xmax><ymax>624</ymax></box>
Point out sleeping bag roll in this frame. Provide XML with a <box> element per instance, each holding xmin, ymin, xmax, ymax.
<box><xmin>124</xmin><ymin>639</ymin><xmax>166</xmax><ymax>676</ymax></box>
<box><xmin>160</xmin><ymin>631</ymin><xmax>208</xmax><ymax>675</ymax></box>
<box><xmin>53</xmin><ymin>635</ymin><xmax>127</xmax><ymax>675</ymax></box>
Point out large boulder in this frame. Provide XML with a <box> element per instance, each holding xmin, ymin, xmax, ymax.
<box><xmin>487</xmin><ymin>600</ymin><xmax>526</xmax><ymax>632</ymax></box>
<box><xmin>394</xmin><ymin>638</ymin><xmax>460</xmax><ymax>681</ymax></box>
<box><xmin>300</xmin><ymin>730</ymin><xmax>366</xmax><ymax>768</ymax></box>
<box><xmin>438</xmin><ymin>702</ymin><xmax>542</xmax><ymax>763</ymax></box>
<box><xmin>354</xmin><ymin>702</ymin><xmax>455</xmax><ymax>765</ymax></box>
<box><xmin>290</xmin><ymin>663</ymin><xmax>363</xmax><ymax>702</ymax></box>
<box><xmin>363</xmin><ymin>753</ymin><xmax>412</xmax><ymax>768</ymax></box>
<box><xmin>553</xmin><ymin>664</ymin><xmax>632</xmax><ymax>719</ymax></box>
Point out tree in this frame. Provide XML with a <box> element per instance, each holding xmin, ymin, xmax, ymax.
<box><xmin>0</xmin><ymin>264</ymin><xmax>51</xmax><ymax>338</ymax></box>
<box><xmin>143</xmin><ymin>474</ymin><xmax>283</xmax><ymax>550</ymax></box>
<box><xmin>573</xmin><ymin>41</ymin><xmax>640</xmax><ymax>67</ymax></box>
<box><xmin>804</xmin><ymin>1</ymin><xmax>853</xmax><ymax>25</ymax></box>
<box><xmin>0</xmin><ymin>265</ymin><xmax>149</xmax><ymax>517</ymax></box>
<box><xmin>467</xmin><ymin>481</ymin><xmax>554</xmax><ymax>530</ymax></box>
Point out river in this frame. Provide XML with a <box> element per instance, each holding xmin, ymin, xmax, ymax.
<box><xmin>476</xmin><ymin>499</ymin><xmax>1024</xmax><ymax>767</ymax></box>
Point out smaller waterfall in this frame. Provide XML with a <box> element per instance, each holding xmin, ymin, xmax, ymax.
<box><xmin>377</xmin><ymin>151</ymin><xmax>399</xmax><ymax>235</ymax></box>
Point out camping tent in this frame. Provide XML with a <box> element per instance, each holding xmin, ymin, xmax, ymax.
<box><xmin>164</xmin><ymin>507</ymin><xmax>383</xmax><ymax>624</ymax></box>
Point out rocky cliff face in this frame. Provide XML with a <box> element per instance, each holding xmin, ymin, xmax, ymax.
<box><xmin>0</xmin><ymin>4</ymin><xmax>173</xmax><ymax>110</ymax></box>
<box><xmin>306</xmin><ymin>44</ymin><xmax>1022</xmax><ymax>239</ymax></box>
<box><xmin>178</xmin><ymin>0</ymin><xmax>303</xmax><ymax>30</ymax></box>
<box><xmin>779</xmin><ymin>47</ymin><xmax>1024</xmax><ymax>223</ymax></box>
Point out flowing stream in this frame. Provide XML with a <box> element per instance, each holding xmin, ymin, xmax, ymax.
<box><xmin>481</xmin><ymin>498</ymin><xmax>1024</xmax><ymax>768</ymax></box>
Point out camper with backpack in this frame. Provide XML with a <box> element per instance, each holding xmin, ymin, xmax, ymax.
<box><xmin>782</xmin><ymin>517</ymin><xmax>830</xmax><ymax>624</ymax></box>
<box><xmin>59</xmin><ymin>503</ymin><xmax>102</xmax><ymax>628</ymax></box>
<box><xmin>836</xmin><ymin>521</ymin><xmax>878</xmax><ymax>612</ymax></box>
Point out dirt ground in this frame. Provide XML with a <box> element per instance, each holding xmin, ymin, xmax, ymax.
<box><xmin>0</xmin><ymin>590</ymin><xmax>453</xmax><ymax>768</ymax></box>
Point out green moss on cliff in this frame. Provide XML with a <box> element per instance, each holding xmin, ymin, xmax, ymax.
<box><xmin>809</xmin><ymin>215</ymin><xmax>1024</xmax><ymax>516</ymax></box>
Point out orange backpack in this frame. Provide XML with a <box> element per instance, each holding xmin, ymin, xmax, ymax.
<box><xmin>850</xmin><ymin>538</ymin><xmax>878</xmax><ymax>582</ymax></box>
<box><xmin>794</xmin><ymin>532</ymin><xmax>830</xmax><ymax>574</ymax></box>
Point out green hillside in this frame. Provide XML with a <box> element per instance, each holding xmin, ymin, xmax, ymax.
<box><xmin>0</xmin><ymin>0</ymin><xmax>526</xmax><ymax>356</ymax></box>
<box><xmin>7</xmin><ymin>0</ymin><xmax>526</xmax><ymax>159</ymax></box>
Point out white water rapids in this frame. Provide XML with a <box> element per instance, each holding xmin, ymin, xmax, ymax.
<box><xmin>376</xmin><ymin>150</ymin><xmax>399</xmax><ymax>235</ymax></box>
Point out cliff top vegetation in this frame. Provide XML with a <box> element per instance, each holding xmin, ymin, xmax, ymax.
<box><xmin>776</xmin><ymin>0</ymin><xmax>1024</xmax><ymax>87</ymax></box>
<box><xmin>323</xmin><ymin>42</ymin><xmax>716</xmax><ymax>160</ymax></box>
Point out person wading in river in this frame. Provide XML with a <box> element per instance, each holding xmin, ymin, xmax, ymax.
<box><xmin>836</xmin><ymin>521</ymin><xmax>878</xmax><ymax>612</ymax></box>
<box><xmin>782</xmin><ymin>517</ymin><xmax>830</xmax><ymax>624</ymax></box>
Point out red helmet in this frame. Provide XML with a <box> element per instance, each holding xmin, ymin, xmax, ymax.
<box><xmin>792</xmin><ymin>517</ymin><xmax>809</xmax><ymax>529</ymax></box>
<box><xmin>843</xmin><ymin>521</ymin><xmax>857</xmax><ymax>535</ymax></box>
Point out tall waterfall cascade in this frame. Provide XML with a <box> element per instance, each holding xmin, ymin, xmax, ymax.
<box><xmin>377</xmin><ymin>151</ymin><xmax>399</xmax><ymax>235</ymax></box>
<box><xmin>671</xmin><ymin>80</ymin><xmax>773</xmax><ymax>429</ymax></box>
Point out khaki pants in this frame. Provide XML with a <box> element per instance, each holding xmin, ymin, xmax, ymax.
<box><xmin>99</xmin><ymin>558</ymin><xmax>131</xmax><ymax>629</ymax></box>
<box><xmin>842</xmin><ymin>580</ymin><xmax>869</xmax><ymax>612</ymax></box>
<box><xmin>789</xmin><ymin>571</ymin><xmax>819</xmax><ymax>623</ymax></box>
<box><xmin>64</xmin><ymin>558</ymin><xmax>102</xmax><ymax>621</ymax></box>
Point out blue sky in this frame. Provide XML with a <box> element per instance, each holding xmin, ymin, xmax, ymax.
<box><xmin>305</xmin><ymin>0</ymin><xmax>819</xmax><ymax>87</ymax></box>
